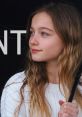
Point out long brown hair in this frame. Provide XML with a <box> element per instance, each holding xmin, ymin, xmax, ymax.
<box><xmin>16</xmin><ymin>2</ymin><xmax>82</xmax><ymax>117</ymax></box>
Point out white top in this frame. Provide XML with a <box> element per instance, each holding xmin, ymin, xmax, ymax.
<box><xmin>1</xmin><ymin>71</ymin><xmax>82</xmax><ymax>117</ymax></box>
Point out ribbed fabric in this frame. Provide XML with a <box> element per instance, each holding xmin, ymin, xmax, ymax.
<box><xmin>1</xmin><ymin>71</ymin><xmax>82</xmax><ymax>117</ymax></box>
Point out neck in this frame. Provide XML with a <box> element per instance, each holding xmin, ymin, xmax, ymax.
<box><xmin>46</xmin><ymin>61</ymin><xmax>59</xmax><ymax>84</ymax></box>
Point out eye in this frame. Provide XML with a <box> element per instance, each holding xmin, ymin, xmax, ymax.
<box><xmin>41</xmin><ymin>32</ymin><xmax>50</xmax><ymax>37</ymax></box>
<box><xmin>29</xmin><ymin>30</ymin><xmax>35</xmax><ymax>37</ymax></box>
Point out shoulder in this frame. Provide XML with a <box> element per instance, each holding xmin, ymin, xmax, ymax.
<box><xmin>5</xmin><ymin>71</ymin><xmax>26</xmax><ymax>87</ymax></box>
<box><xmin>1</xmin><ymin>71</ymin><xmax>26</xmax><ymax>101</ymax></box>
<box><xmin>1</xmin><ymin>71</ymin><xmax>27</xmax><ymax>117</ymax></box>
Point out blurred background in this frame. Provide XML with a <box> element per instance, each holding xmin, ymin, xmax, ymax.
<box><xmin>0</xmin><ymin>0</ymin><xmax>82</xmax><ymax>97</ymax></box>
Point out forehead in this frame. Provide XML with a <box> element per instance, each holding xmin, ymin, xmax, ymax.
<box><xmin>31</xmin><ymin>12</ymin><xmax>55</xmax><ymax>29</ymax></box>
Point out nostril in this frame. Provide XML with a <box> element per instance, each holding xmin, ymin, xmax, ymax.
<box><xmin>29</xmin><ymin>37</ymin><xmax>39</xmax><ymax>45</ymax></box>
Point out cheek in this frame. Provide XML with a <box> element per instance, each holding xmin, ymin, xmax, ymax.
<box><xmin>45</xmin><ymin>40</ymin><xmax>64</xmax><ymax>52</ymax></box>
<box><xmin>43</xmin><ymin>40</ymin><xmax>64</xmax><ymax>59</ymax></box>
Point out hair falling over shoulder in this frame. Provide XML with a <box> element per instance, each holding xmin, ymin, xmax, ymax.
<box><xmin>15</xmin><ymin>2</ymin><xmax>82</xmax><ymax>117</ymax></box>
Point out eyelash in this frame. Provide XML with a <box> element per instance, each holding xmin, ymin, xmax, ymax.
<box><xmin>41</xmin><ymin>32</ymin><xmax>50</xmax><ymax>37</ymax></box>
<box><xmin>29</xmin><ymin>31</ymin><xmax>50</xmax><ymax>37</ymax></box>
<box><xmin>29</xmin><ymin>31</ymin><xmax>34</xmax><ymax>36</ymax></box>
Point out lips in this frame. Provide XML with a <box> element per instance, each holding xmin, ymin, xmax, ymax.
<box><xmin>31</xmin><ymin>49</ymin><xmax>42</xmax><ymax>53</ymax></box>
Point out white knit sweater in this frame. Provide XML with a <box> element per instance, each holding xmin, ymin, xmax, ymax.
<box><xmin>1</xmin><ymin>71</ymin><xmax>82</xmax><ymax>117</ymax></box>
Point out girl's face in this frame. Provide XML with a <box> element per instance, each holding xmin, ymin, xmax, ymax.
<box><xmin>29</xmin><ymin>12</ymin><xmax>64</xmax><ymax>62</ymax></box>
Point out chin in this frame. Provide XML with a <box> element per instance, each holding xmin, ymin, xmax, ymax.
<box><xmin>31</xmin><ymin>57</ymin><xmax>46</xmax><ymax>62</ymax></box>
<box><xmin>32</xmin><ymin>59</ymin><xmax>43</xmax><ymax>62</ymax></box>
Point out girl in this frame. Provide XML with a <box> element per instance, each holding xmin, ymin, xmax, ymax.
<box><xmin>1</xmin><ymin>2</ymin><xmax>82</xmax><ymax>117</ymax></box>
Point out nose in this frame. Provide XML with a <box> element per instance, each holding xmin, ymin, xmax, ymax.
<box><xmin>29</xmin><ymin>34</ymin><xmax>39</xmax><ymax>45</ymax></box>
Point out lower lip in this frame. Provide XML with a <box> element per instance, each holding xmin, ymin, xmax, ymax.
<box><xmin>31</xmin><ymin>50</ymin><xmax>42</xmax><ymax>53</ymax></box>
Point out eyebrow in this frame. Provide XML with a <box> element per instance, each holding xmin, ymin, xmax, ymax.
<box><xmin>30</xmin><ymin>27</ymin><xmax>54</xmax><ymax>32</ymax></box>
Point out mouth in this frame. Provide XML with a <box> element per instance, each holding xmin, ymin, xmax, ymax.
<box><xmin>31</xmin><ymin>49</ymin><xmax>42</xmax><ymax>53</ymax></box>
